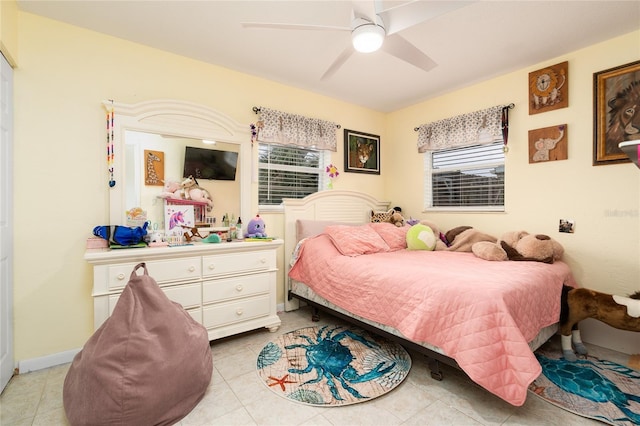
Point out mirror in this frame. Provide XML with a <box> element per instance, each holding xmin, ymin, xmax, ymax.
<box><xmin>106</xmin><ymin>99</ymin><xmax>252</xmax><ymax>229</ymax></box>
<box><xmin>125</xmin><ymin>130</ymin><xmax>241</xmax><ymax>230</ymax></box>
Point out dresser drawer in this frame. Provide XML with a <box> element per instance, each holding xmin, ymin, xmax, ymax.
<box><xmin>202</xmin><ymin>251</ymin><xmax>275</xmax><ymax>277</ymax></box>
<box><xmin>202</xmin><ymin>274</ymin><xmax>270</xmax><ymax>304</ymax></box>
<box><xmin>202</xmin><ymin>295</ymin><xmax>270</xmax><ymax>329</ymax></box>
<box><xmin>108</xmin><ymin>282</ymin><xmax>201</xmax><ymax>313</ymax></box>
<box><xmin>107</xmin><ymin>258</ymin><xmax>201</xmax><ymax>290</ymax></box>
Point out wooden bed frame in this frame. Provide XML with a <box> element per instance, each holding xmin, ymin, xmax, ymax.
<box><xmin>283</xmin><ymin>190</ymin><xmax>462</xmax><ymax>379</ymax></box>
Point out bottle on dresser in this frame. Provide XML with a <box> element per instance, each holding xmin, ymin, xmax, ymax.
<box><xmin>236</xmin><ymin>217</ymin><xmax>243</xmax><ymax>240</ymax></box>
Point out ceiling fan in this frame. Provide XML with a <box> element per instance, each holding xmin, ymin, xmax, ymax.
<box><xmin>242</xmin><ymin>1</ymin><xmax>473</xmax><ymax>80</ymax></box>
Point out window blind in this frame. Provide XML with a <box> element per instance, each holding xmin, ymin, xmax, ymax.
<box><xmin>427</xmin><ymin>142</ymin><xmax>504</xmax><ymax>209</ymax></box>
<box><xmin>258</xmin><ymin>143</ymin><xmax>325</xmax><ymax>206</ymax></box>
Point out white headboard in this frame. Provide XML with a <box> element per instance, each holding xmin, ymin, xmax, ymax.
<box><xmin>282</xmin><ymin>190</ymin><xmax>390</xmax><ymax>310</ymax></box>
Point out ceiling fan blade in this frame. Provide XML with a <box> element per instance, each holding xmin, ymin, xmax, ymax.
<box><xmin>241</xmin><ymin>22</ymin><xmax>350</xmax><ymax>32</ymax></box>
<box><xmin>379</xmin><ymin>1</ymin><xmax>475</xmax><ymax>35</ymax></box>
<box><xmin>381</xmin><ymin>33</ymin><xmax>437</xmax><ymax>73</ymax></box>
<box><xmin>351</xmin><ymin>1</ymin><xmax>378</xmax><ymax>23</ymax></box>
<box><xmin>321</xmin><ymin>45</ymin><xmax>355</xmax><ymax>81</ymax></box>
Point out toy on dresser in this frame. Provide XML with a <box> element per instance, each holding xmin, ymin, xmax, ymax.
<box><xmin>180</xmin><ymin>176</ymin><xmax>214</xmax><ymax>211</ymax></box>
<box><xmin>244</xmin><ymin>215</ymin><xmax>267</xmax><ymax>238</ymax></box>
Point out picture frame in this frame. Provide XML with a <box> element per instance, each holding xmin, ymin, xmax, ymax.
<box><xmin>343</xmin><ymin>129</ymin><xmax>380</xmax><ymax>174</ymax></box>
<box><xmin>528</xmin><ymin>124</ymin><xmax>567</xmax><ymax>163</ymax></box>
<box><xmin>593</xmin><ymin>59</ymin><xmax>640</xmax><ymax>165</ymax></box>
<box><xmin>164</xmin><ymin>204</ymin><xmax>195</xmax><ymax>235</ymax></box>
<box><xmin>144</xmin><ymin>149</ymin><xmax>164</xmax><ymax>185</ymax></box>
<box><xmin>528</xmin><ymin>61</ymin><xmax>568</xmax><ymax>115</ymax></box>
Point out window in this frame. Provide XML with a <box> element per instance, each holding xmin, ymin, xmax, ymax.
<box><xmin>424</xmin><ymin>141</ymin><xmax>505</xmax><ymax>211</ymax></box>
<box><xmin>258</xmin><ymin>143</ymin><xmax>329</xmax><ymax>207</ymax></box>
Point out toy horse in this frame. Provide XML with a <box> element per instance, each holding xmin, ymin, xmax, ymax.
<box><xmin>560</xmin><ymin>285</ymin><xmax>640</xmax><ymax>361</ymax></box>
<box><xmin>181</xmin><ymin>226</ymin><xmax>206</xmax><ymax>242</ymax></box>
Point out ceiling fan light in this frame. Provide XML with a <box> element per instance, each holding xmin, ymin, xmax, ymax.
<box><xmin>352</xmin><ymin>24</ymin><xmax>385</xmax><ymax>53</ymax></box>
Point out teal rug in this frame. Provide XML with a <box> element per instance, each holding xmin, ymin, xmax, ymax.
<box><xmin>529</xmin><ymin>349</ymin><xmax>640</xmax><ymax>426</ymax></box>
<box><xmin>256</xmin><ymin>325</ymin><xmax>411</xmax><ymax>406</ymax></box>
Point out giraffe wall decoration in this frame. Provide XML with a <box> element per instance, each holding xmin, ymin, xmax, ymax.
<box><xmin>144</xmin><ymin>150</ymin><xmax>165</xmax><ymax>186</ymax></box>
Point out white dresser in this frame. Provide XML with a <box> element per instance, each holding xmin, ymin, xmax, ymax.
<box><xmin>84</xmin><ymin>240</ymin><xmax>282</xmax><ymax>340</ymax></box>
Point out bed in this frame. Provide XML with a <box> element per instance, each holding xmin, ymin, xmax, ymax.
<box><xmin>283</xmin><ymin>190</ymin><xmax>576</xmax><ymax>407</ymax></box>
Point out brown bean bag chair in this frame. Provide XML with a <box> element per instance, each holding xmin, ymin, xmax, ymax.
<box><xmin>63</xmin><ymin>263</ymin><xmax>212</xmax><ymax>425</ymax></box>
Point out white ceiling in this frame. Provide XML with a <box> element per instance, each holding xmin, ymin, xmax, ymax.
<box><xmin>17</xmin><ymin>0</ymin><xmax>640</xmax><ymax>112</ymax></box>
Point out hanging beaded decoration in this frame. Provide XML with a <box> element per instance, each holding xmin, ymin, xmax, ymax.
<box><xmin>106</xmin><ymin>101</ymin><xmax>116</xmax><ymax>187</ymax></box>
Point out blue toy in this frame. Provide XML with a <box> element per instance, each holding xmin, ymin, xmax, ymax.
<box><xmin>93</xmin><ymin>222</ymin><xmax>148</xmax><ymax>246</ymax></box>
<box><xmin>245</xmin><ymin>215</ymin><xmax>267</xmax><ymax>238</ymax></box>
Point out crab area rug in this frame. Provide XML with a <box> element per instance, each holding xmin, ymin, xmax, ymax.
<box><xmin>528</xmin><ymin>349</ymin><xmax>640</xmax><ymax>426</ymax></box>
<box><xmin>256</xmin><ymin>325</ymin><xmax>411</xmax><ymax>406</ymax></box>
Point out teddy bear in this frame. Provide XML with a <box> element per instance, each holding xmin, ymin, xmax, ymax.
<box><xmin>472</xmin><ymin>230</ymin><xmax>564</xmax><ymax>263</ymax></box>
<box><xmin>388</xmin><ymin>210</ymin><xmax>405</xmax><ymax>227</ymax></box>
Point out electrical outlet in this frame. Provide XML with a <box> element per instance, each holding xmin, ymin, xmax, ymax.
<box><xmin>559</xmin><ymin>219</ymin><xmax>574</xmax><ymax>233</ymax></box>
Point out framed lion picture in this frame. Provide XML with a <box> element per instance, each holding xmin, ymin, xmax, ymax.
<box><xmin>593</xmin><ymin>60</ymin><xmax>640</xmax><ymax>165</ymax></box>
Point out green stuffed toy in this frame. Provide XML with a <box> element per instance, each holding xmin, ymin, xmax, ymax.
<box><xmin>406</xmin><ymin>223</ymin><xmax>437</xmax><ymax>251</ymax></box>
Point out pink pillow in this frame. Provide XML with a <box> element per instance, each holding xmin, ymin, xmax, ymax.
<box><xmin>296</xmin><ymin>219</ymin><xmax>347</xmax><ymax>241</ymax></box>
<box><xmin>325</xmin><ymin>224</ymin><xmax>390</xmax><ymax>256</ymax></box>
<box><xmin>369</xmin><ymin>222</ymin><xmax>410</xmax><ymax>251</ymax></box>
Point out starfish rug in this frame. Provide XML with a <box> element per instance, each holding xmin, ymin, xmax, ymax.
<box><xmin>256</xmin><ymin>325</ymin><xmax>411</xmax><ymax>406</ymax></box>
<box><xmin>528</xmin><ymin>349</ymin><xmax>640</xmax><ymax>426</ymax></box>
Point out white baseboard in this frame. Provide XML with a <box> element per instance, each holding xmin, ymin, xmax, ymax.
<box><xmin>580</xmin><ymin>318</ymin><xmax>639</xmax><ymax>355</ymax></box>
<box><xmin>18</xmin><ymin>348</ymin><xmax>80</xmax><ymax>374</ymax></box>
<box><xmin>17</xmin><ymin>308</ymin><xmax>293</xmax><ymax>374</ymax></box>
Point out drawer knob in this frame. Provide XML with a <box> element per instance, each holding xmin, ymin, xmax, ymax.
<box><xmin>208</xmin><ymin>264</ymin><xmax>215</xmax><ymax>270</ymax></box>
<box><xmin>117</xmin><ymin>273</ymin><xmax>125</xmax><ymax>280</ymax></box>
<box><xmin>236</xmin><ymin>285</ymin><xmax>243</xmax><ymax>292</ymax></box>
<box><xmin>260</xmin><ymin>258</ymin><xmax>267</xmax><ymax>264</ymax></box>
<box><xmin>236</xmin><ymin>309</ymin><xmax>243</xmax><ymax>316</ymax></box>
<box><xmin>188</xmin><ymin>266</ymin><xmax>196</xmax><ymax>272</ymax></box>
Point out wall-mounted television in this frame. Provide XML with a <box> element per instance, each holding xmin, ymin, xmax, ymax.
<box><xmin>183</xmin><ymin>146</ymin><xmax>238</xmax><ymax>181</ymax></box>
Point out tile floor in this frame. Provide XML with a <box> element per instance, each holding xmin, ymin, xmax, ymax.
<box><xmin>1</xmin><ymin>306</ymin><xmax>630</xmax><ymax>425</ymax></box>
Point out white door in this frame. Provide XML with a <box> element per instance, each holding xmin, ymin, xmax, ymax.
<box><xmin>0</xmin><ymin>52</ymin><xmax>14</xmax><ymax>393</ymax></box>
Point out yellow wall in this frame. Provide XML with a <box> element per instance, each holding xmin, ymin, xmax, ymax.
<box><xmin>12</xmin><ymin>11</ymin><xmax>385</xmax><ymax>363</ymax></box>
<box><xmin>386</xmin><ymin>31</ymin><xmax>640</xmax><ymax>352</ymax></box>
<box><xmin>12</xmin><ymin>10</ymin><xmax>640</xmax><ymax>363</ymax></box>
<box><xmin>0</xmin><ymin>0</ymin><xmax>18</xmax><ymax>66</ymax></box>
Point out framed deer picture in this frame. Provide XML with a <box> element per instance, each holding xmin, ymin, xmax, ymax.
<box><xmin>343</xmin><ymin>129</ymin><xmax>380</xmax><ymax>174</ymax></box>
<box><xmin>593</xmin><ymin>60</ymin><xmax>640</xmax><ymax>165</ymax></box>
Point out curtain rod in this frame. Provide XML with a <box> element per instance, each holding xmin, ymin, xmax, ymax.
<box><xmin>413</xmin><ymin>103</ymin><xmax>515</xmax><ymax>131</ymax></box>
<box><xmin>253</xmin><ymin>106</ymin><xmax>341</xmax><ymax>129</ymax></box>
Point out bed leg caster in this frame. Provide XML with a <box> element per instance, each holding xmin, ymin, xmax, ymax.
<box><xmin>311</xmin><ymin>307</ymin><xmax>320</xmax><ymax>322</ymax></box>
<box><xmin>427</xmin><ymin>358</ymin><xmax>443</xmax><ymax>381</ymax></box>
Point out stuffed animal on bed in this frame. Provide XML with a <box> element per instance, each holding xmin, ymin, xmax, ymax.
<box><xmin>406</xmin><ymin>223</ymin><xmax>438</xmax><ymax>250</ymax></box>
<box><xmin>444</xmin><ymin>226</ymin><xmax>497</xmax><ymax>252</ymax></box>
<box><xmin>418</xmin><ymin>220</ymin><xmax>448</xmax><ymax>250</ymax></box>
<box><xmin>472</xmin><ymin>231</ymin><xmax>563</xmax><ymax>263</ymax></box>
<box><xmin>245</xmin><ymin>215</ymin><xmax>267</xmax><ymax>238</ymax></box>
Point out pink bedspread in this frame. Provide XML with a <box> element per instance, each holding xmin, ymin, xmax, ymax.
<box><xmin>288</xmin><ymin>234</ymin><xmax>576</xmax><ymax>406</ymax></box>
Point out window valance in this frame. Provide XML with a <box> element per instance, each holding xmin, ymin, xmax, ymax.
<box><xmin>255</xmin><ymin>107</ymin><xmax>338</xmax><ymax>152</ymax></box>
<box><xmin>415</xmin><ymin>104</ymin><xmax>512</xmax><ymax>153</ymax></box>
